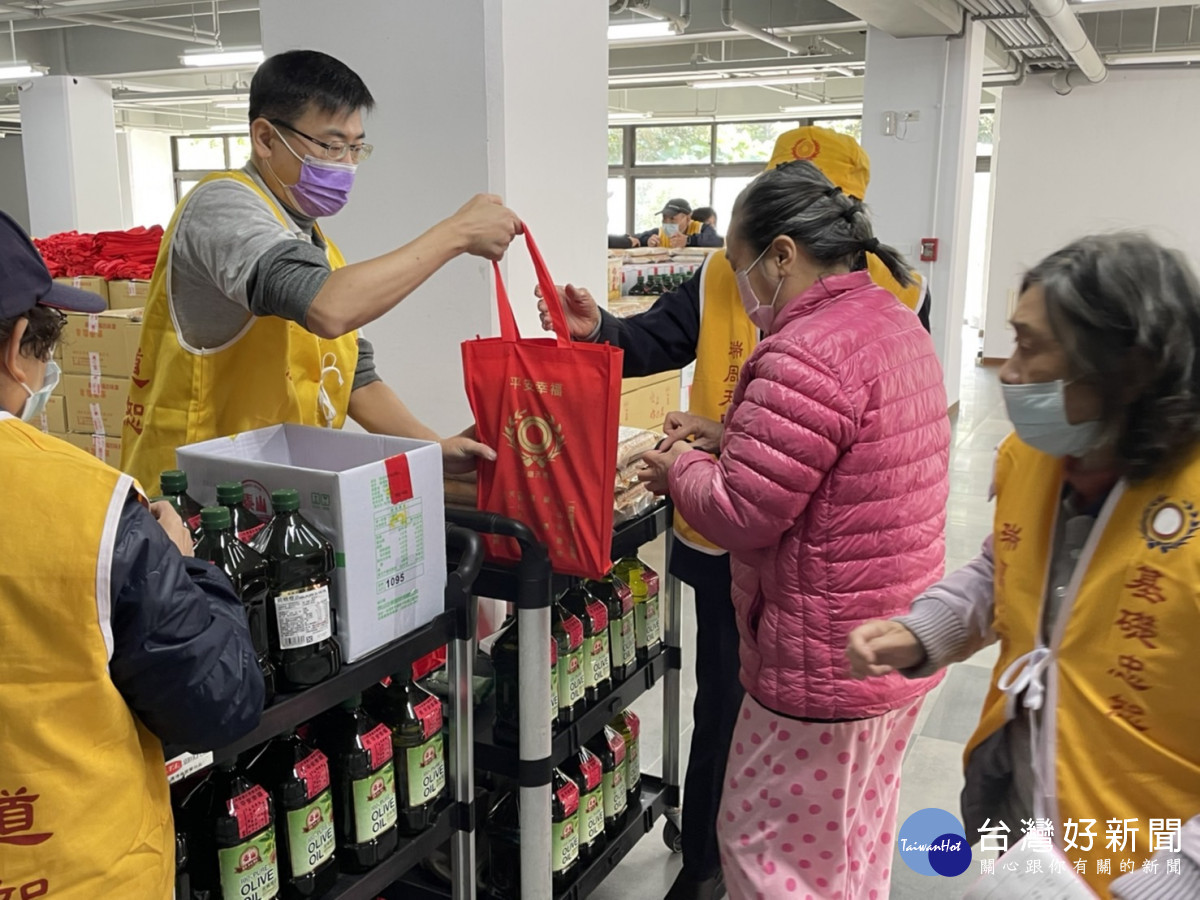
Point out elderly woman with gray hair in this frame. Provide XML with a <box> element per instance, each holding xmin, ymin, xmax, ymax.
<box><xmin>849</xmin><ymin>233</ymin><xmax>1200</xmax><ymax>899</ymax></box>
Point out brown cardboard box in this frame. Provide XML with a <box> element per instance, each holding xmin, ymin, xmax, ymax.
<box><xmin>621</xmin><ymin>370</ymin><xmax>679</xmax><ymax>395</ymax></box>
<box><xmin>61</xmin><ymin>432</ymin><xmax>122</xmax><ymax>467</ymax></box>
<box><xmin>620</xmin><ymin>372</ymin><xmax>680</xmax><ymax>432</ymax></box>
<box><xmin>61</xmin><ymin>309</ymin><xmax>143</xmax><ymax>377</ymax></box>
<box><xmin>53</xmin><ymin>276</ymin><xmax>109</xmax><ymax>306</ymax></box>
<box><xmin>107</xmin><ymin>279</ymin><xmax>150</xmax><ymax>311</ymax></box>
<box><xmin>63</xmin><ymin>374</ymin><xmax>129</xmax><ymax>436</ymax></box>
<box><xmin>38</xmin><ymin>394</ymin><xmax>68</xmax><ymax>434</ymax></box>
<box><xmin>607</xmin><ymin>257</ymin><xmax>622</xmax><ymax>303</ymax></box>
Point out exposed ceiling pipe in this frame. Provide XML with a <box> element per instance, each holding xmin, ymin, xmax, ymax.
<box><xmin>1027</xmin><ymin>0</ymin><xmax>1106</xmax><ymax>82</ymax></box>
<box><xmin>0</xmin><ymin>0</ymin><xmax>239</xmax><ymax>21</ymax></box>
<box><xmin>720</xmin><ymin>0</ymin><xmax>799</xmax><ymax>55</ymax></box>
<box><xmin>51</xmin><ymin>13</ymin><xmax>220</xmax><ymax>44</ymax></box>
<box><xmin>112</xmin><ymin>87</ymin><xmax>245</xmax><ymax>102</ymax></box>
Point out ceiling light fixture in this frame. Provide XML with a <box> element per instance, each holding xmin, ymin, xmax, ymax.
<box><xmin>1107</xmin><ymin>51</ymin><xmax>1200</xmax><ymax>65</ymax></box>
<box><xmin>180</xmin><ymin>48</ymin><xmax>264</xmax><ymax>68</ymax></box>
<box><xmin>0</xmin><ymin>63</ymin><xmax>45</xmax><ymax>81</ymax></box>
<box><xmin>608</xmin><ymin>110</ymin><xmax>652</xmax><ymax>120</ymax></box>
<box><xmin>608</xmin><ymin>21</ymin><xmax>676</xmax><ymax>41</ymax></box>
<box><xmin>215</xmin><ymin>99</ymin><xmax>250</xmax><ymax>109</ymax></box>
<box><xmin>207</xmin><ymin>123</ymin><xmax>250</xmax><ymax>132</ymax></box>
<box><xmin>690</xmin><ymin>73</ymin><xmax>827</xmax><ymax>89</ymax></box>
<box><xmin>779</xmin><ymin>101</ymin><xmax>863</xmax><ymax>115</ymax></box>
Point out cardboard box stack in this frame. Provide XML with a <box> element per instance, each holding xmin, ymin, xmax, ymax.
<box><xmin>53</xmin><ymin>276</ymin><xmax>109</xmax><ymax>307</ymax></box>
<box><xmin>42</xmin><ymin>308</ymin><xmax>144</xmax><ymax>467</ymax></box>
<box><xmin>620</xmin><ymin>370</ymin><xmax>681</xmax><ymax>432</ymax></box>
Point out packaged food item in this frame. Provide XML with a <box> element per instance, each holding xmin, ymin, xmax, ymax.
<box><xmin>316</xmin><ymin>696</ymin><xmax>399</xmax><ymax>872</ymax></box>
<box><xmin>248</xmin><ymin>731</ymin><xmax>338</xmax><ymax>899</ymax></box>
<box><xmin>560</xmin><ymin>583</ymin><xmax>611</xmax><ymax>704</ymax></box>
<box><xmin>365</xmin><ymin>676</ymin><xmax>447</xmax><ymax>834</ymax></box>
<box><xmin>194</xmin><ymin>506</ymin><xmax>276</xmax><ymax>706</ymax></box>
<box><xmin>180</xmin><ymin>761</ymin><xmax>281</xmax><ymax>900</ymax></box>
<box><xmin>553</xmin><ymin>597</ymin><xmax>587</xmax><ymax>724</ymax></box>
<box><xmin>587</xmin><ymin>725</ymin><xmax>627</xmax><ymax>836</ymax></box>
<box><xmin>562</xmin><ymin>746</ymin><xmax>606</xmax><ymax>863</ymax></box>
<box><xmin>251</xmin><ymin>489</ymin><xmax>340</xmax><ymax>690</ymax></box>
<box><xmin>612</xmin><ymin>708</ymin><xmax>642</xmax><ymax>808</ymax></box>
<box><xmin>586</xmin><ymin>575</ymin><xmax>636</xmax><ymax>682</ymax></box>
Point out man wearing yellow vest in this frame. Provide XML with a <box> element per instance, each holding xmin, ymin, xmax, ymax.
<box><xmin>537</xmin><ymin>126</ymin><xmax>929</xmax><ymax>900</ymax></box>
<box><xmin>849</xmin><ymin>233</ymin><xmax>1200</xmax><ymax>899</ymax></box>
<box><xmin>0</xmin><ymin>210</ymin><xmax>263</xmax><ymax>897</ymax></box>
<box><xmin>121</xmin><ymin>49</ymin><xmax>521</xmax><ymax>488</ymax></box>
<box><xmin>636</xmin><ymin>197</ymin><xmax>724</xmax><ymax>249</ymax></box>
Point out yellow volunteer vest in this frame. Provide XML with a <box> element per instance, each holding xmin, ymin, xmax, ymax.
<box><xmin>0</xmin><ymin>414</ymin><xmax>172</xmax><ymax>898</ymax></box>
<box><xmin>967</xmin><ymin>435</ymin><xmax>1200</xmax><ymax>897</ymax></box>
<box><xmin>657</xmin><ymin>219</ymin><xmax>704</xmax><ymax>245</ymax></box>
<box><xmin>121</xmin><ymin>170</ymin><xmax>358</xmax><ymax>489</ymax></box>
<box><xmin>673</xmin><ymin>250</ymin><xmax>760</xmax><ymax>552</ymax></box>
<box><xmin>867</xmin><ymin>254</ymin><xmax>924</xmax><ymax>313</ymax></box>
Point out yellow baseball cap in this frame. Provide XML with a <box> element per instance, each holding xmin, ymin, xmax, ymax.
<box><xmin>767</xmin><ymin>126</ymin><xmax>871</xmax><ymax>200</ymax></box>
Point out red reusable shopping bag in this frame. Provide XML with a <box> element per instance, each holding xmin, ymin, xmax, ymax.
<box><xmin>462</xmin><ymin>228</ymin><xmax>623</xmax><ymax>579</ymax></box>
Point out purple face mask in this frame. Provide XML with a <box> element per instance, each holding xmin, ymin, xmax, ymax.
<box><xmin>270</xmin><ymin>126</ymin><xmax>357</xmax><ymax>218</ymax></box>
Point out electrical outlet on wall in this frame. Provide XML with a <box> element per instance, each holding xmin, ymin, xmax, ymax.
<box><xmin>882</xmin><ymin>111</ymin><xmax>897</xmax><ymax>136</ymax></box>
<box><xmin>901</xmin><ymin>110</ymin><xmax>920</xmax><ymax>123</ymax></box>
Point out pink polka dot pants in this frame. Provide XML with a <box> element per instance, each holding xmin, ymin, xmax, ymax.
<box><xmin>716</xmin><ymin>694</ymin><xmax>922</xmax><ymax>900</ymax></box>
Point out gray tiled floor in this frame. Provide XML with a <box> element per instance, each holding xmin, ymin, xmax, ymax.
<box><xmin>590</xmin><ymin>353</ymin><xmax>1006</xmax><ymax>900</ymax></box>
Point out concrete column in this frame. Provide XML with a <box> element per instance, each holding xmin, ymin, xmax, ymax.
<box><xmin>259</xmin><ymin>0</ymin><xmax>608</xmax><ymax>436</ymax></box>
<box><xmin>860</xmin><ymin>23</ymin><xmax>986</xmax><ymax>407</ymax></box>
<box><xmin>19</xmin><ymin>75</ymin><xmax>123</xmax><ymax>236</ymax></box>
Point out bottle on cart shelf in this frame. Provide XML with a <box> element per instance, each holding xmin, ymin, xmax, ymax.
<box><xmin>562</xmin><ymin>746</ymin><xmax>606</xmax><ymax>863</ymax></box>
<box><xmin>560</xmin><ymin>583</ymin><xmax>611</xmax><ymax>704</ymax></box>
<box><xmin>251</xmin><ymin>488</ymin><xmax>341</xmax><ymax>691</ymax></box>
<box><xmin>159</xmin><ymin>469</ymin><xmax>202</xmax><ymax>532</ymax></box>
<box><xmin>247</xmin><ymin>730</ymin><xmax>338</xmax><ymax>899</ymax></box>
<box><xmin>615</xmin><ymin>557</ymin><xmax>662</xmax><ymax>663</ymax></box>
<box><xmin>587</xmin><ymin>575</ymin><xmax>635</xmax><ymax>682</ymax></box>
<box><xmin>628</xmin><ymin>274</ymin><xmax>647</xmax><ymax>296</ymax></box>
<box><xmin>587</xmin><ymin>725</ymin><xmax>627</xmax><ymax>836</ymax></box>
<box><xmin>316</xmin><ymin>695</ymin><xmax>399</xmax><ymax>872</ymax></box>
<box><xmin>492</xmin><ymin>617</ymin><xmax>559</xmax><ymax>745</ymax></box>
<box><xmin>484</xmin><ymin>790</ymin><xmax>520</xmax><ymax>897</ymax></box>
<box><xmin>648</xmin><ymin>274</ymin><xmax>665</xmax><ymax>295</ymax></box>
<box><xmin>174</xmin><ymin>826</ymin><xmax>191</xmax><ymax>900</ymax></box>
<box><xmin>552</xmin><ymin>596</ymin><xmax>587</xmax><ymax>725</ymax></box>
<box><xmin>612</xmin><ymin>708</ymin><xmax>643</xmax><ymax>808</ymax></box>
<box><xmin>552</xmin><ymin>766</ymin><xmax>582</xmax><ymax>889</ymax></box>
<box><xmin>217</xmin><ymin>480</ymin><xmax>267</xmax><ymax>544</ymax></box>
<box><xmin>365</xmin><ymin>676</ymin><xmax>447</xmax><ymax>834</ymax></box>
<box><xmin>178</xmin><ymin>760</ymin><xmax>281</xmax><ymax>900</ymax></box>
<box><xmin>194</xmin><ymin>506</ymin><xmax>276</xmax><ymax>706</ymax></box>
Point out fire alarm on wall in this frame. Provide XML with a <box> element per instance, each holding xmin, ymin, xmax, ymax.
<box><xmin>920</xmin><ymin>238</ymin><xmax>939</xmax><ymax>262</ymax></box>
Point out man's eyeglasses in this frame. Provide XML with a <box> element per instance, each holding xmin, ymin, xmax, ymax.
<box><xmin>271</xmin><ymin>119</ymin><xmax>374</xmax><ymax>163</ymax></box>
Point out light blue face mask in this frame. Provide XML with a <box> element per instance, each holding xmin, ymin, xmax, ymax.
<box><xmin>663</xmin><ymin>222</ymin><xmax>680</xmax><ymax>238</ymax></box>
<box><xmin>1001</xmin><ymin>378</ymin><xmax>1104</xmax><ymax>458</ymax></box>
<box><xmin>20</xmin><ymin>359</ymin><xmax>60</xmax><ymax>424</ymax></box>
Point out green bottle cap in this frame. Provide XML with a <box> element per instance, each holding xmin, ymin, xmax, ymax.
<box><xmin>271</xmin><ymin>488</ymin><xmax>300</xmax><ymax>513</ymax></box>
<box><xmin>160</xmin><ymin>469</ymin><xmax>188</xmax><ymax>493</ymax></box>
<box><xmin>200</xmin><ymin>506</ymin><xmax>232</xmax><ymax>531</ymax></box>
<box><xmin>216</xmin><ymin>481</ymin><xmax>245</xmax><ymax>505</ymax></box>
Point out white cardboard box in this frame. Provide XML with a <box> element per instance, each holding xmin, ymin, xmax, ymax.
<box><xmin>177</xmin><ymin>425</ymin><xmax>446</xmax><ymax>664</ymax></box>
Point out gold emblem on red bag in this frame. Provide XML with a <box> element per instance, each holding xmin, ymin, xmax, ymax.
<box><xmin>504</xmin><ymin>409</ymin><xmax>565</xmax><ymax>468</ymax></box>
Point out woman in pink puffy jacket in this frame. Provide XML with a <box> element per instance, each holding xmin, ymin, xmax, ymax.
<box><xmin>640</xmin><ymin>160</ymin><xmax>951</xmax><ymax>899</ymax></box>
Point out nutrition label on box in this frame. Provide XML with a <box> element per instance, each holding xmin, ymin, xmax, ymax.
<box><xmin>370</xmin><ymin>480</ymin><xmax>426</xmax><ymax>615</ymax></box>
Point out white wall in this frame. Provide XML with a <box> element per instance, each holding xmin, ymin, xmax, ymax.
<box><xmin>127</xmin><ymin>129</ymin><xmax>175</xmax><ymax>227</ymax></box>
<box><xmin>984</xmin><ymin>69</ymin><xmax>1200</xmax><ymax>359</ymax></box>
<box><xmin>0</xmin><ymin>135</ymin><xmax>30</xmax><ymax>232</ymax></box>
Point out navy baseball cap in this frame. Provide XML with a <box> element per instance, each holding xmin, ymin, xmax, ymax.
<box><xmin>0</xmin><ymin>210</ymin><xmax>107</xmax><ymax>319</ymax></box>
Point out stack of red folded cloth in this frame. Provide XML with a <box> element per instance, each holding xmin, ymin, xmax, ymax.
<box><xmin>33</xmin><ymin>225</ymin><xmax>164</xmax><ymax>280</ymax></box>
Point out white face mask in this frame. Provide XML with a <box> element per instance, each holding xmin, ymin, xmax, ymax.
<box><xmin>735</xmin><ymin>244</ymin><xmax>785</xmax><ymax>333</ymax></box>
<box><xmin>1001</xmin><ymin>379</ymin><xmax>1104</xmax><ymax>458</ymax></box>
<box><xmin>663</xmin><ymin>222</ymin><xmax>680</xmax><ymax>238</ymax></box>
<box><xmin>19</xmin><ymin>359</ymin><xmax>59</xmax><ymax>424</ymax></box>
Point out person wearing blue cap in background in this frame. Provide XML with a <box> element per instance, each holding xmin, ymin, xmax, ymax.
<box><xmin>0</xmin><ymin>209</ymin><xmax>263</xmax><ymax>897</ymax></box>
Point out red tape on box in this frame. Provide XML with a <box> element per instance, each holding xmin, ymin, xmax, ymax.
<box><xmin>384</xmin><ymin>454</ymin><xmax>413</xmax><ymax>505</ymax></box>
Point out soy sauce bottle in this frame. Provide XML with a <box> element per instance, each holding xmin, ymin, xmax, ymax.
<box><xmin>217</xmin><ymin>480</ymin><xmax>266</xmax><ymax>544</ymax></box>
<box><xmin>365</xmin><ymin>677</ymin><xmax>447</xmax><ymax>834</ymax></box>
<box><xmin>561</xmin><ymin>583</ymin><xmax>611</xmax><ymax>704</ymax></box>
<box><xmin>553</xmin><ymin>597</ymin><xmax>586</xmax><ymax>724</ymax></box>
<box><xmin>194</xmin><ymin>506</ymin><xmax>276</xmax><ymax>706</ymax></box>
<box><xmin>160</xmin><ymin>469</ymin><xmax>202</xmax><ymax>533</ymax></box>
<box><xmin>587</xmin><ymin>726</ymin><xmax>627</xmax><ymax>836</ymax></box>
<box><xmin>562</xmin><ymin>747</ymin><xmax>606</xmax><ymax>863</ymax></box>
<box><xmin>251</xmin><ymin>489</ymin><xmax>340</xmax><ymax>691</ymax></box>
<box><xmin>551</xmin><ymin>767</ymin><xmax>581</xmax><ymax>890</ymax></box>
<box><xmin>588</xmin><ymin>575</ymin><xmax>635</xmax><ymax>682</ymax></box>
<box><xmin>248</xmin><ymin>731</ymin><xmax>338</xmax><ymax>899</ymax></box>
<box><xmin>317</xmin><ymin>696</ymin><xmax>399</xmax><ymax>872</ymax></box>
<box><xmin>182</xmin><ymin>761</ymin><xmax>281</xmax><ymax>900</ymax></box>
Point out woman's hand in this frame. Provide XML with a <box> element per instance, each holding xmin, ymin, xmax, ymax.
<box><xmin>441</xmin><ymin>425</ymin><xmax>497</xmax><ymax>475</ymax></box>
<box><xmin>661</xmin><ymin>411</ymin><xmax>723</xmax><ymax>453</ymax></box>
<box><xmin>845</xmin><ymin>620</ymin><xmax>925</xmax><ymax>678</ymax></box>
<box><xmin>638</xmin><ymin>440</ymin><xmax>693</xmax><ymax>495</ymax></box>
